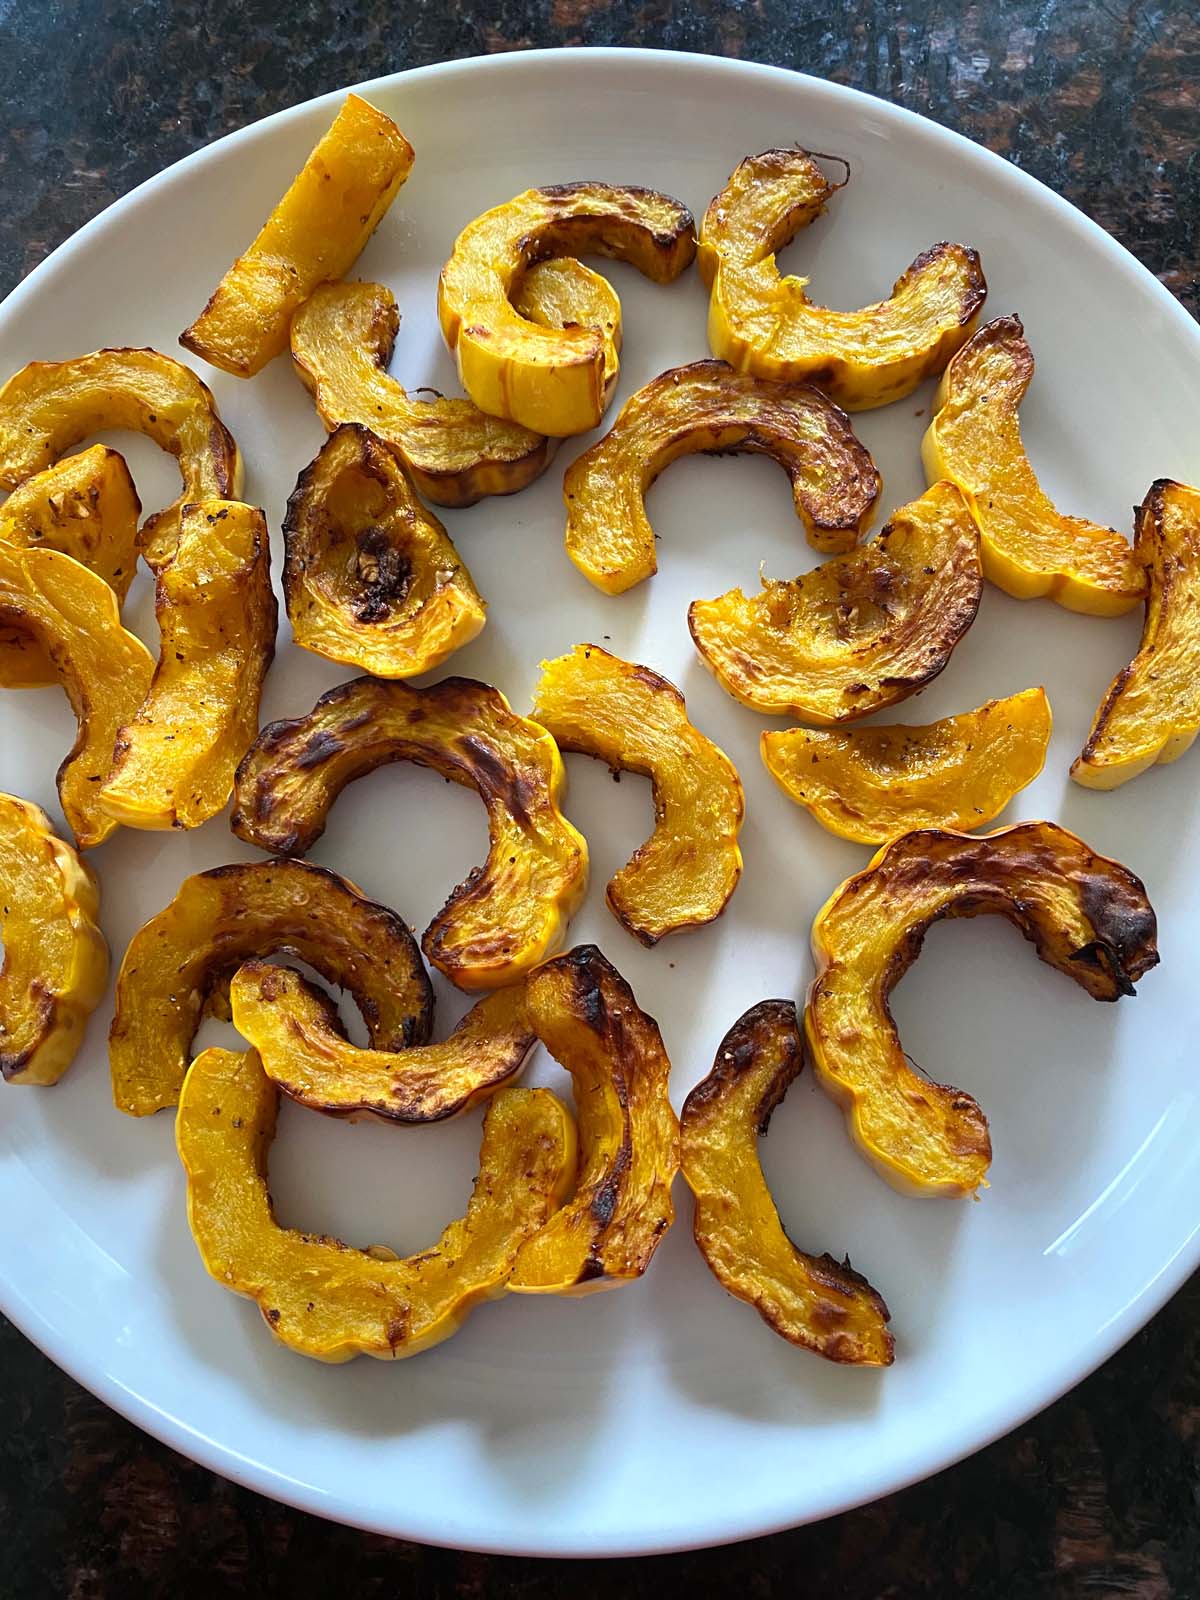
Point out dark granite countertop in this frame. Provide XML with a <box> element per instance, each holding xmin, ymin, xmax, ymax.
<box><xmin>1</xmin><ymin>2</ymin><xmax>1198</xmax><ymax>1594</ymax></box>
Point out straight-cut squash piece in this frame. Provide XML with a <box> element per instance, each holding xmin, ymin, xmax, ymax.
<box><xmin>438</xmin><ymin>181</ymin><xmax>696</xmax><ymax>436</ymax></box>
<box><xmin>231</xmin><ymin>961</ymin><xmax>534</xmax><ymax>1124</ymax></box>
<box><xmin>181</xmin><ymin>94</ymin><xmax>414</xmax><ymax>378</ymax></box>
<box><xmin>232</xmin><ymin>676</ymin><xmax>588</xmax><ymax>990</ymax></box>
<box><xmin>1073</xmin><ymin>480</ymin><xmax>1200</xmax><ymax>788</ymax></box>
<box><xmin>689</xmin><ymin>481</ymin><xmax>982</xmax><ymax>723</ymax></box>
<box><xmin>681</xmin><ymin>1000</ymin><xmax>893</xmax><ymax>1364</ymax></box>
<box><xmin>762</xmin><ymin>687</ymin><xmax>1052</xmax><ymax>843</ymax></box>
<box><xmin>922</xmin><ymin>316</ymin><xmax>1144</xmax><ymax>615</ymax></box>
<box><xmin>98</xmin><ymin>500</ymin><xmax>277</xmax><ymax>831</ymax></box>
<box><xmin>509</xmin><ymin>945</ymin><xmax>679</xmax><ymax>1295</ymax></box>
<box><xmin>805</xmin><ymin>822</ymin><xmax>1159</xmax><ymax>1197</ymax></box>
<box><xmin>532</xmin><ymin>645</ymin><xmax>744</xmax><ymax>944</ymax></box>
<box><xmin>0</xmin><ymin>794</ymin><xmax>108</xmax><ymax>1086</ymax></box>
<box><xmin>0</xmin><ymin>347</ymin><xmax>241</xmax><ymax>571</ymax></box>
<box><xmin>563</xmin><ymin>360</ymin><xmax>880</xmax><ymax>594</ymax></box>
<box><xmin>178</xmin><ymin>1049</ymin><xmax>576</xmax><ymax>1362</ymax></box>
<box><xmin>281</xmin><ymin>424</ymin><xmax>484</xmax><ymax>679</ymax></box>
<box><xmin>110</xmin><ymin>859</ymin><xmax>434</xmax><ymax>1117</ymax></box>
<box><xmin>701</xmin><ymin>148</ymin><xmax>986</xmax><ymax>410</ymax></box>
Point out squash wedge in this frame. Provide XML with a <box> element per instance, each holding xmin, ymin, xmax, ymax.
<box><xmin>689</xmin><ymin>481</ymin><xmax>982</xmax><ymax>723</ymax></box>
<box><xmin>805</xmin><ymin>822</ymin><xmax>1159</xmax><ymax>1197</ymax></box>
<box><xmin>178</xmin><ymin>1049</ymin><xmax>576</xmax><ymax>1362</ymax></box>
<box><xmin>681</xmin><ymin>1000</ymin><xmax>894</xmax><ymax>1364</ymax></box>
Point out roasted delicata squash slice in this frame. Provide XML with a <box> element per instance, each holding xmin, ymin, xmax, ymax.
<box><xmin>762</xmin><ymin>687</ymin><xmax>1052</xmax><ymax>843</ymax></box>
<box><xmin>805</xmin><ymin>822</ymin><xmax>1159</xmax><ymax>1197</ymax></box>
<box><xmin>922</xmin><ymin>316</ymin><xmax>1144</xmax><ymax>615</ymax></box>
<box><xmin>438</xmin><ymin>181</ymin><xmax>696</xmax><ymax>436</ymax></box>
<box><xmin>681</xmin><ymin>1001</ymin><xmax>893</xmax><ymax>1365</ymax></box>
<box><xmin>700</xmin><ymin>148</ymin><xmax>986</xmax><ymax>410</ymax></box>
<box><xmin>513</xmin><ymin>257</ymin><xmax>623</xmax><ymax>404</ymax></box>
<box><xmin>1073</xmin><ymin>480</ymin><xmax>1200</xmax><ymax>788</ymax></box>
<box><xmin>509</xmin><ymin>945</ymin><xmax>678</xmax><ymax>1294</ymax></box>
<box><xmin>533</xmin><ymin>645</ymin><xmax>744</xmax><ymax>944</ymax></box>
<box><xmin>281</xmin><ymin>424</ymin><xmax>484</xmax><ymax>678</ymax></box>
<box><xmin>181</xmin><ymin>94</ymin><xmax>414</xmax><ymax>378</ymax></box>
<box><xmin>0</xmin><ymin>347</ymin><xmax>241</xmax><ymax>571</ymax></box>
<box><xmin>689</xmin><ymin>481</ymin><xmax>982</xmax><ymax>723</ymax></box>
<box><xmin>0</xmin><ymin>545</ymin><xmax>154</xmax><ymax>848</ymax></box>
<box><xmin>563</xmin><ymin>360</ymin><xmax>880</xmax><ymax>593</ymax></box>
<box><xmin>98</xmin><ymin>500</ymin><xmax>276</xmax><ymax>831</ymax></box>
<box><xmin>0</xmin><ymin>794</ymin><xmax>108</xmax><ymax>1086</ymax></box>
<box><xmin>110</xmin><ymin>859</ymin><xmax>433</xmax><ymax>1117</ymax></box>
<box><xmin>178</xmin><ymin>1048</ymin><xmax>576</xmax><ymax>1362</ymax></box>
<box><xmin>231</xmin><ymin>961</ymin><xmax>534</xmax><ymax>1123</ymax></box>
<box><xmin>232</xmin><ymin>676</ymin><xmax>588</xmax><ymax>989</ymax></box>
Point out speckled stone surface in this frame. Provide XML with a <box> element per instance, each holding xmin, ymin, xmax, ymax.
<box><xmin>1</xmin><ymin>2</ymin><xmax>1198</xmax><ymax>1593</ymax></box>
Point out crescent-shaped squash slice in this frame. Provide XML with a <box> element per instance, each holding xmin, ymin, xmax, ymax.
<box><xmin>509</xmin><ymin>945</ymin><xmax>678</xmax><ymax>1295</ymax></box>
<box><xmin>1073</xmin><ymin>479</ymin><xmax>1200</xmax><ymax>788</ymax></box>
<box><xmin>438</xmin><ymin>181</ymin><xmax>696</xmax><ymax>436</ymax></box>
<box><xmin>805</xmin><ymin>822</ymin><xmax>1160</xmax><ymax>1197</ymax></box>
<box><xmin>0</xmin><ymin>447</ymin><xmax>140</xmax><ymax>687</ymax></box>
<box><xmin>110</xmin><ymin>859</ymin><xmax>434</xmax><ymax>1117</ymax></box>
<box><xmin>231</xmin><ymin>676</ymin><xmax>588</xmax><ymax>990</ymax></box>
<box><xmin>98</xmin><ymin>500</ymin><xmax>277</xmax><ymax>831</ymax></box>
<box><xmin>700</xmin><ymin>148</ymin><xmax>986</xmax><ymax>411</ymax></box>
<box><xmin>230</xmin><ymin>961</ymin><xmax>534</xmax><ymax>1124</ymax></box>
<box><xmin>563</xmin><ymin>360</ymin><xmax>880</xmax><ymax>594</ymax></box>
<box><xmin>922</xmin><ymin>316</ymin><xmax>1144</xmax><ymax>615</ymax></box>
<box><xmin>281</xmin><ymin>424</ymin><xmax>484</xmax><ymax>679</ymax></box>
<box><xmin>178</xmin><ymin>1049</ymin><xmax>576</xmax><ymax>1362</ymax></box>
<box><xmin>762</xmin><ymin>687</ymin><xmax>1052</xmax><ymax>843</ymax></box>
<box><xmin>0</xmin><ymin>545</ymin><xmax>154</xmax><ymax>848</ymax></box>
<box><xmin>681</xmin><ymin>1000</ymin><xmax>893</xmax><ymax>1365</ymax></box>
<box><xmin>532</xmin><ymin>645</ymin><xmax>744</xmax><ymax>945</ymax></box>
<box><xmin>0</xmin><ymin>347</ymin><xmax>242</xmax><ymax>571</ymax></box>
<box><xmin>0</xmin><ymin>794</ymin><xmax>108</xmax><ymax>1086</ymax></box>
<box><xmin>513</xmin><ymin>257</ymin><xmax>623</xmax><ymax>405</ymax></box>
<box><xmin>181</xmin><ymin>94</ymin><xmax>414</xmax><ymax>379</ymax></box>
<box><xmin>689</xmin><ymin>481</ymin><xmax>982</xmax><ymax>724</ymax></box>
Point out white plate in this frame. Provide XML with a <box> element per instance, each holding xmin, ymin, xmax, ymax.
<box><xmin>1</xmin><ymin>47</ymin><xmax>1198</xmax><ymax>1559</ymax></box>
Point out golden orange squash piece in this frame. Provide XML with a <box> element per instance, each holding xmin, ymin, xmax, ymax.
<box><xmin>110</xmin><ymin>859</ymin><xmax>433</xmax><ymax>1117</ymax></box>
<box><xmin>805</xmin><ymin>822</ymin><xmax>1159</xmax><ymax>1197</ymax></box>
<box><xmin>98</xmin><ymin>500</ymin><xmax>277</xmax><ymax>831</ymax></box>
<box><xmin>762</xmin><ymin>687</ymin><xmax>1052</xmax><ymax>844</ymax></box>
<box><xmin>689</xmin><ymin>481</ymin><xmax>982</xmax><ymax>724</ymax></box>
<box><xmin>438</xmin><ymin>181</ymin><xmax>696</xmax><ymax>436</ymax></box>
<box><xmin>681</xmin><ymin>1000</ymin><xmax>893</xmax><ymax>1365</ymax></box>
<box><xmin>513</xmin><ymin>257</ymin><xmax>623</xmax><ymax>405</ymax></box>
<box><xmin>533</xmin><ymin>645</ymin><xmax>744</xmax><ymax>945</ymax></box>
<box><xmin>232</xmin><ymin>676</ymin><xmax>588</xmax><ymax>990</ymax></box>
<box><xmin>281</xmin><ymin>424</ymin><xmax>484</xmax><ymax>679</ymax></box>
<box><xmin>509</xmin><ymin>945</ymin><xmax>678</xmax><ymax>1295</ymax></box>
<box><xmin>1073</xmin><ymin>479</ymin><xmax>1200</xmax><ymax>788</ymax></box>
<box><xmin>178</xmin><ymin>1048</ymin><xmax>576</xmax><ymax>1362</ymax></box>
<box><xmin>922</xmin><ymin>316</ymin><xmax>1144</xmax><ymax>615</ymax></box>
<box><xmin>0</xmin><ymin>794</ymin><xmax>108</xmax><ymax>1086</ymax></box>
<box><xmin>563</xmin><ymin>360</ymin><xmax>881</xmax><ymax>594</ymax></box>
<box><xmin>0</xmin><ymin>346</ymin><xmax>241</xmax><ymax>570</ymax></box>
<box><xmin>181</xmin><ymin>94</ymin><xmax>414</xmax><ymax>378</ymax></box>
<box><xmin>700</xmin><ymin>148</ymin><xmax>986</xmax><ymax>410</ymax></box>
<box><xmin>230</xmin><ymin>961</ymin><xmax>534</xmax><ymax>1124</ymax></box>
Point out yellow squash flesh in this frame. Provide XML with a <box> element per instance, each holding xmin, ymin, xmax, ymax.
<box><xmin>922</xmin><ymin>316</ymin><xmax>1144</xmax><ymax>615</ymax></box>
<box><xmin>533</xmin><ymin>645</ymin><xmax>744</xmax><ymax>945</ymax></box>
<box><xmin>762</xmin><ymin>687</ymin><xmax>1052</xmax><ymax>843</ymax></box>
<box><xmin>181</xmin><ymin>94</ymin><xmax>414</xmax><ymax>378</ymax></box>
<box><xmin>0</xmin><ymin>794</ymin><xmax>108</xmax><ymax>1086</ymax></box>
<box><xmin>689</xmin><ymin>481</ymin><xmax>982</xmax><ymax>723</ymax></box>
<box><xmin>805</xmin><ymin>822</ymin><xmax>1159</xmax><ymax>1197</ymax></box>
<box><xmin>681</xmin><ymin>1000</ymin><xmax>893</xmax><ymax>1364</ymax></box>
<box><xmin>177</xmin><ymin>1049</ymin><xmax>576</xmax><ymax>1362</ymax></box>
<box><xmin>98</xmin><ymin>500</ymin><xmax>277</xmax><ymax>831</ymax></box>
